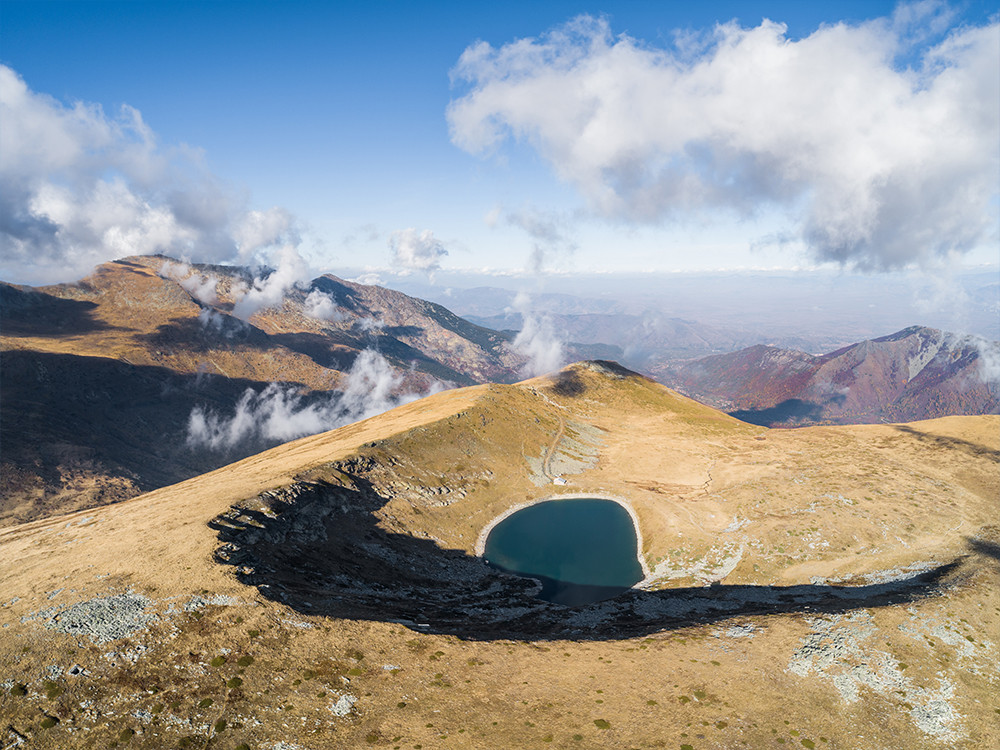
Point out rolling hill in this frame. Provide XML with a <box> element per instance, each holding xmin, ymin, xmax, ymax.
<box><xmin>0</xmin><ymin>363</ymin><xmax>996</xmax><ymax>749</ymax></box>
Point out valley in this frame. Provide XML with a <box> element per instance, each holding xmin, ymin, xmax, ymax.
<box><xmin>0</xmin><ymin>256</ymin><xmax>522</xmax><ymax>525</ymax></box>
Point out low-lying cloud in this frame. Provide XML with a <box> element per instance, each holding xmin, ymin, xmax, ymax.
<box><xmin>509</xmin><ymin>291</ymin><xmax>565</xmax><ymax>377</ymax></box>
<box><xmin>448</xmin><ymin>8</ymin><xmax>999</xmax><ymax>269</ymax></box>
<box><xmin>186</xmin><ymin>350</ymin><xmax>440</xmax><ymax>450</ymax></box>
<box><xmin>303</xmin><ymin>288</ymin><xmax>343</xmax><ymax>322</ymax></box>
<box><xmin>160</xmin><ymin>260</ymin><xmax>219</xmax><ymax>305</ymax></box>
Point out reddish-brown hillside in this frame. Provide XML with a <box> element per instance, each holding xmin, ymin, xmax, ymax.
<box><xmin>660</xmin><ymin>326</ymin><xmax>999</xmax><ymax>425</ymax></box>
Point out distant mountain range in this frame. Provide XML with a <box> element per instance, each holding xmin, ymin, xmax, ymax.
<box><xmin>656</xmin><ymin>326</ymin><xmax>999</xmax><ymax>426</ymax></box>
<box><xmin>2</xmin><ymin>255</ymin><xmax>997</xmax><ymax>525</ymax></box>
<box><xmin>465</xmin><ymin>310</ymin><xmax>798</xmax><ymax>364</ymax></box>
<box><xmin>0</xmin><ymin>255</ymin><xmax>525</xmax><ymax>524</ymax></box>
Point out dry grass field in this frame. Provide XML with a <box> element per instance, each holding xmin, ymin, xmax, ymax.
<box><xmin>1</xmin><ymin>363</ymin><xmax>997</xmax><ymax>749</ymax></box>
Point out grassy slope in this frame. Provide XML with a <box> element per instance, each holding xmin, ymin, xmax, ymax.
<box><xmin>0</xmin><ymin>364</ymin><xmax>997</xmax><ymax>749</ymax></box>
<box><xmin>0</xmin><ymin>255</ymin><xmax>528</xmax><ymax>523</ymax></box>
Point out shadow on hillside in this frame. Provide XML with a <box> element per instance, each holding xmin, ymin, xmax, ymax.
<box><xmin>550</xmin><ymin>361</ymin><xmax>637</xmax><ymax>398</ymax></box>
<box><xmin>0</xmin><ymin>285</ymin><xmax>123</xmax><ymax>338</ymax></box>
<box><xmin>893</xmin><ymin>424</ymin><xmax>1000</xmax><ymax>461</ymax></box>
<box><xmin>551</xmin><ymin>369</ymin><xmax>586</xmax><ymax>397</ymax></box>
<box><xmin>269</xmin><ymin>331</ymin><xmax>360</xmax><ymax>371</ymax></box>
<box><xmin>0</xmin><ymin>349</ymin><xmax>294</xmax><ymax>524</ymax></box>
<box><xmin>966</xmin><ymin>536</ymin><xmax>1000</xmax><ymax>564</ymax></box>
<box><xmin>729</xmin><ymin>398</ymin><xmax>828</xmax><ymax>427</ymax></box>
<box><xmin>135</xmin><ymin>315</ymin><xmax>270</xmax><ymax>351</ymax></box>
<box><xmin>211</xmin><ymin>473</ymin><xmax>976</xmax><ymax>641</ymax></box>
<box><xmin>135</xmin><ymin>315</ymin><xmax>476</xmax><ymax>386</ymax></box>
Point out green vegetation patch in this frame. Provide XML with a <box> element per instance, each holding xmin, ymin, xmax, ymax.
<box><xmin>43</xmin><ymin>680</ymin><xmax>63</xmax><ymax>700</ymax></box>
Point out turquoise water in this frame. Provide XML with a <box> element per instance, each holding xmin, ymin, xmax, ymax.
<box><xmin>483</xmin><ymin>498</ymin><xmax>643</xmax><ymax>606</ymax></box>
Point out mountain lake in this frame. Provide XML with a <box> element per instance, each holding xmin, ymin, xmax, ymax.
<box><xmin>483</xmin><ymin>498</ymin><xmax>643</xmax><ymax>606</ymax></box>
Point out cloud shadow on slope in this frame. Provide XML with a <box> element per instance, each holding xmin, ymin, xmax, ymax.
<box><xmin>210</xmin><ymin>473</ymin><xmax>977</xmax><ymax>642</ymax></box>
<box><xmin>0</xmin><ymin>284</ymin><xmax>124</xmax><ymax>338</ymax></box>
<box><xmin>892</xmin><ymin>424</ymin><xmax>1000</xmax><ymax>461</ymax></box>
<box><xmin>728</xmin><ymin>398</ymin><xmax>828</xmax><ymax>427</ymax></box>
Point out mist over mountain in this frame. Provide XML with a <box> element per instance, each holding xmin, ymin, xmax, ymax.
<box><xmin>4</xmin><ymin>253</ymin><xmax>997</xmax><ymax>528</ymax></box>
<box><xmin>391</xmin><ymin>268</ymin><xmax>1000</xmax><ymax>353</ymax></box>
<box><xmin>0</xmin><ymin>255</ymin><xmax>526</xmax><ymax>524</ymax></box>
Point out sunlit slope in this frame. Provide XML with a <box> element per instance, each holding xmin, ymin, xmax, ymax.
<box><xmin>1</xmin><ymin>362</ymin><xmax>997</xmax><ymax>749</ymax></box>
<box><xmin>0</xmin><ymin>254</ymin><xmax>524</xmax><ymax>523</ymax></box>
<box><xmin>2</xmin><ymin>361</ymin><xmax>995</xmax><ymax>602</ymax></box>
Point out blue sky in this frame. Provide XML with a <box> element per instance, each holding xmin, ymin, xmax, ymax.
<box><xmin>1</xmin><ymin>0</ymin><xmax>997</xmax><ymax>283</ymax></box>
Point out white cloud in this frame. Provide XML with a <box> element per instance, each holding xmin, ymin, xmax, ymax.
<box><xmin>231</xmin><ymin>244</ymin><xmax>309</xmax><ymax>321</ymax></box>
<box><xmin>303</xmin><ymin>288</ymin><xmax>343</xmax><ymax>321</ymax></box>
<box><xmin>350</xmin><ymin>272</ymin><xmax>384</xmax><ymax>286</ymax></box>
<box><xmin>509</xmin><ymin>291</ymin><xmax>565</xmax><ymax>377</ymax></box>
<box><xmin>160</xmin><ymin>260</ymin><xmax>218</xmax><ymax>305</ymax></box>
<box><xmin>388</xmin><ymin>228</ymin><xmax>448</xmax><ymax>277</ymax></box>
<box><xmin>970</xmin><ymin>336</ymin><xmax>1000</xmax><ymax>385</ymax></box>
<box><xmin>186</xmin><ymin>349</ymin><xmax>439</xmax><ymax>450</ymax></box>
<box><xmin>0</xmin><ymin>64</ymin><xmax>307</xmax><ymax>285</ymax></box>
<box><xmin>448</xmin><ymin>11</ymin><xmax>1000</xmax><ymax>269</ymax></box>
<box><xmin>484</xmin><ymin>204</ymin><xmax>503</xmax><ymax>228</ymax></box>
<box><xmin>234</xmin><ymin>207</ymin><xmax>299</xmax><ymax>264</ymax></box>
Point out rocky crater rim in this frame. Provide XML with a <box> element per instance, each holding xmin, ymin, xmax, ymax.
<box><xmin>474</xmin><ymin>492</ymin><xmax>652</xmax><ymax>585</ymax></box>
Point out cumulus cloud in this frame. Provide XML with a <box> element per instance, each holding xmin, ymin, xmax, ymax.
<box><xmin>448</xmin><ymin>10</ymin><xmax>999</xmax><ymax>269</ymax></box>
<box><xmin>186</xmin><ymin>350</ymin><xmax>439</xmax><ymax>450</ymax></box>
<box><xmin>388</xmin><ymin>228</ymin><xmax>448</xmax><ymax>277</ymax></box>
<box><xmin>510</xmin><ymin>291</ymin><xmax>565</xmax><ymax>377</ymax></box>
<box><xmin>0</xmin><ymin>65</ymin><xmax>244</xmax><ymax>283</ymax></box>
<box><xmin>233</xmin><ymin>207</ymin><xmax>299</xmax><ymax>264</ymax></box>
<box><xmin>0</xmin><ymin>64</ymin><xmax>312</xmax><ymax>288</ymax></box>
<box><xmin>970</xmin><ymin>336</ymin><xmax>1000</xmax><ymax>385</ymax></box>
<box><xmin>350</xmin><ymin>272</ymin><xmax>385</xmax><ymax>287</ymax></box>
<box><xmin>231</xmin><ymin>244</ymin><xmax>309</xmax><ymax>321</ymax></box>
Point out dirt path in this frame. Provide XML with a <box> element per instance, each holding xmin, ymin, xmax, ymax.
<box><xmin>541</xmin><ymin>411</ymin><xmax>566</xmax><ymax>481</ymax></box>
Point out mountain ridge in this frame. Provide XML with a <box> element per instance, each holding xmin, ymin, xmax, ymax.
<box><xmin>657</xmin><ymin>325</ymin><xmax>999</xmax><ymax>426</ymax></box>
<box><xmin>0</xmin><ymin>363</ymin><xmax>996</xmax><ymax>748</ymax></box>
<box><xmin>0</xmin><ymin>255</ymin><xmax>525</xmax><ymax>525</ymax></box>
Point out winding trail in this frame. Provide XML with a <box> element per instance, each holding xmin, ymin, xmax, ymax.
<box><xmin>533</xmin><ymin>387</ymin><xmax>568</xmax><ymax>483</ymax></box>
<box><xmin>541</xmin><ymin>411</ymin><xmax>567</xmax><ymax>481</ymax></box>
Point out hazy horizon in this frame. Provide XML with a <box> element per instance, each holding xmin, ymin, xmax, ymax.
<box><xmin>1</xmin><ymin>0</ymin><xmax>997</xmax><ymax>344</ymax></box>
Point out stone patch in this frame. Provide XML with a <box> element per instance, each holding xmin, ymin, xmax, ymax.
<box><xmin>41</xmin><ymin>593</ymin><xmax>158</xmax><ymax>644</ymax></box>
<box><xmin>788</xmin><ymin>610</ymin><xmax>963</xmax><ymax>740</ymax></box>
<box><xmin>329</xmin><ymin>693</ymin><xmax>357</xmax><ymax>717</ymax></box>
